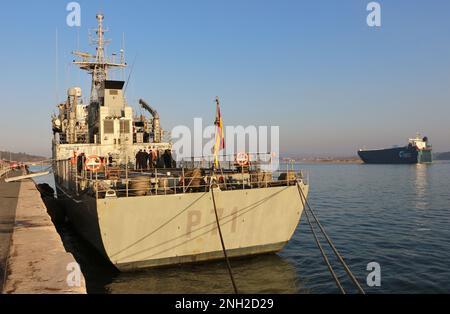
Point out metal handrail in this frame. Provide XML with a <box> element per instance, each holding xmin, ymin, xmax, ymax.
<box><xmin>93</xmin><ymin>173</ymin><xmax>303</xmax><ymax>199</ymax></box>
<box><xmin>0</xmin><ymin>166</ymin><xmax>13</xmax><ymax>178</ymax></box>
<box><xmin>53</xmin><ymin>157</ymin><xmax>308</xmax><ymax>200</ymax></box>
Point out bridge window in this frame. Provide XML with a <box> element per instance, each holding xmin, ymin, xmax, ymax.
<box><xmin>120</xmin><ymin>120</ymin><xmax>130</xmax><ymax>134</ymax></box>
<box><xmin>104</xmin><ymin>120</ymin><xmax>114</xmax><ymax>134</ymax></box>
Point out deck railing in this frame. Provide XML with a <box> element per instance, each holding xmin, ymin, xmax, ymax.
<box><xmin>53</xmin><ymin>155</ymin><xmax>308</xmax><ymax>200</ymax></box>
<box><xmin>0</xmin><ymin>164</ymin><xmax>13</xmax><ymax>178</ymax></box>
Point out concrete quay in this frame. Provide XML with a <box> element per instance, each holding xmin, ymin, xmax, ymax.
<box><xmin>0</xmin><ymin>171</ymin><xmax>21</xmax><ymax>291</ymax></box>
<box><xmin>1</xmin><ymin>172</ymin><xmax>86</xmax><ymax>294</ymax></box>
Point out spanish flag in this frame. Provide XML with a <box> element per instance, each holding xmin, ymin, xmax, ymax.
<box><xmin>213</xmin><ymin>97</ymin><xmax>225</xmax><ymax>168</ymax></box>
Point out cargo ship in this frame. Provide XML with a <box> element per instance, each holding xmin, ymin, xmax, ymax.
<box><xmin>358</xmin><ymin>134</ymin><xmax>432</xmax><ymax>164</ymax></box>
<box><xmin>50</xmin><ymin>14</ymin><xmax>309</xmax><ymax>271</ymax></box>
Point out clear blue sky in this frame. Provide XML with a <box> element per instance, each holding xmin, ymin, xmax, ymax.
<box><xmin>1</xmin><ymin>0</ymin><xmax>449</xmax><ymax>157</ymax></box>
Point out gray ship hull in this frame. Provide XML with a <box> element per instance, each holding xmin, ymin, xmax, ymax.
<box><xmin>57</xmin><ymin>183</ymin><xmax>308</xmax><ymax>271</ymax></box>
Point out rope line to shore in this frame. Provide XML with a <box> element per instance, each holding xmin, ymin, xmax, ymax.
<box><xmin>210</xmin><ymin>179</ymin><xmax>239</xmax><ymax>294</ymax></box>
<box><xmin>302</xmin><ymin>201</ymin><xmax>346</xmax><ymax>293</ymax></box>
<box><xmin>296</xmin><ymin>182</ymin><xmax>366</xmax><ymax>294</ymax></box>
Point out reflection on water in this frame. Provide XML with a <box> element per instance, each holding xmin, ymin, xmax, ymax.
<box><xmin>59</xmin><ymin>221</ymin><xmax>304</xmax><ymax>294</ymax></box>
<box><xmin>413</xmin><ymin>164</ymin><xmax>429</xmax><ymax>210</ymax></box>
<box><xmin>412</xmin><ymin>164</ymin><xmax>433</xmax><ymax>234</ymax></box>
<box><xmin>106</xmin><ymin>255</ymin><xmax>304</xmax><ymax>294</ymax></box>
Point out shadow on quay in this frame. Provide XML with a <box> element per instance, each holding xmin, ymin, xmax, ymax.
<box><xmin>0</xmin><ymin>171</ymin><xmax>23</xmax><ymax>293</ymax></box>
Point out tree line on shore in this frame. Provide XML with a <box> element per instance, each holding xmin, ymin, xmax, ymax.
<box><xmin>0</xmin><ymin>151</ymin><xmax>46</xmax><ymax>163</ymax></box>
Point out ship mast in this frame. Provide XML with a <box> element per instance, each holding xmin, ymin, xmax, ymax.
<box><xmin>72</xmin><ymin>14</ymin><xmax>127</xmax><ymax>102</ymax></box>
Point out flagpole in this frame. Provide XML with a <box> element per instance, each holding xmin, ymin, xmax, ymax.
<box><xmin>213</xmin><ymin>96</ymin><xmax>217</xmax><ymax>173</ymax></box>
<box><xmin>213</xmin><ymin>96</ymin><xmax>224</xmax><ymax>173</ymax></box>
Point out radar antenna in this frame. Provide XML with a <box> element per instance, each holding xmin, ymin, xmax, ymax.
<box><xmin>72</xmin><ymin>14</ymin><xmax>127</xmax><ymax>102</ymax></box>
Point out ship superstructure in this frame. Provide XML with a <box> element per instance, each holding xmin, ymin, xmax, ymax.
<box><xmin>51</xmin><ymin>15</ymin><xmax>309</xmax><ymax>271</ymax></box>
<box><xmin>52</xmin><ymin>14</ymin><xmax>169</xmax><ymax>166</ymax></box>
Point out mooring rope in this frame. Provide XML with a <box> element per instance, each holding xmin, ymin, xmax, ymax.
<box><xmin>296</xmin><ymin>182</ymin><xmax>366</xmax><ymax>294</ymax></box>
<box><xmin>210</xmin><ymin>179</ymin><xmax>239</xmax><ymax>294</ymax></box>
<box><xmin>303</xmin><ymin>204</ymin><xmax>346</xmax><ymax>294</ymax></box>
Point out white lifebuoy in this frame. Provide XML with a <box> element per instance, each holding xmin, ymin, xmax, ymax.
<box><xmin>85</xmin><ymin>155</ymin><xmax>102</xmax><ymax>172</ymax></box>
<box><xmin>236</xmin><ymin>152</ymin><xmax>250</xmax><ymax>166</ymax></box>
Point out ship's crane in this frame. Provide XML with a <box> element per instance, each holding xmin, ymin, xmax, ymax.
<box><xmin>139</xmin><ymin>99</ymin><xmax>161</xmax><ymax>143</ymax></box>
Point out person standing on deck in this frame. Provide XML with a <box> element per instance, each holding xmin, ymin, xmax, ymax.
<box><xmin>143</xmin><ymin>150</ymin><xmax>149</xmax><ymax>170</ymax></box>
<box><xmin>156</xmin><ymin>150</ymin><xmax>165</xmax><ymax>168</ymax></box>
<box><xmin>135</xmin><ymin>151</ymin><xmax>139</xmax><ymax>170</ymax></box>
<box><xmin>152</xmin><ymin>150</ymin><xmax>159</xmax><ymax>169</ymax></box>
<box><xmin>108</xmin><ymin>153</ymin><xmax>113</xmax><ymax>167</ymax></box>
<box><xmin>77</xmin><ymin>153</ymin><xmax>86</xmax><ymax>174</ymax></box>
<box><xmin>136</xmin><ymin>150</ymin><xmax>143</xmax><ymax>170</ymax></box>
<box><xmin>163</xmin><ymin>150</ymin><xmax>172</xmax><ymax>169</ymax></box>
<box><xmin>148</xmin><ymin>149</ymin><xmax>154</xmax><ymax>169</ymax></box>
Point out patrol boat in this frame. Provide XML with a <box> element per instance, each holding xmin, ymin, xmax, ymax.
<box><xmin>51</xmin><ymin>14</ymin><xmax>309</xmax><ymax>271</ymax></box>
<box><xmin>358</xmin><ymin>134</ymin><xmax>433</xmax><ymax>164</ymax></box>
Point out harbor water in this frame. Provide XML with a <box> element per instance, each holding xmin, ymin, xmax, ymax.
<box><xmin>32</xmin><ymin>161</ymin><xmax>450</xmax><ymax>294</ymax></box>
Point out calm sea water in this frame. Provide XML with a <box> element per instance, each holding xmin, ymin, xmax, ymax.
<box><xmin>32</xmin><ymin>162</ymin><xmax>450</xmax><ymax>294</ymax></box>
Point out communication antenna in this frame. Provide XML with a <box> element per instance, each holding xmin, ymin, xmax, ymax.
<box><xmin>65</xmin><ymin>62</ymin><xmax>71</xmax><ymax>91</ymax></box>
<box><xmin>124</xmin><ymin>53</ymin><xmax>138</xmax><ymax>95</ymax></box>
<box><xmin>76</xmin><ymin>28</ymin><xmax>81</xmax><ymax>84</ymax></box>
<box><xmin>55</xmin><ymin>28</ymin><xmax>59</xmax><ymax>103</ymax></box>
<box><xmin>121</xmin><ymin>32</ymin><xmax>126</xmax><ymax>81</ymax></box>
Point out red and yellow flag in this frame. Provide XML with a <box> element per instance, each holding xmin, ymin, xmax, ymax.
<box><xmin>213</xmin><ymin>97</ymin><xmax>225</xmax><ymax>168</ymax></box>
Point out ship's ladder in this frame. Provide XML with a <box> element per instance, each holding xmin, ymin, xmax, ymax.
<box><xmin>296</xmin><ymin>182</ymin><xmax>366</xmax><ymax>294</ymax></box>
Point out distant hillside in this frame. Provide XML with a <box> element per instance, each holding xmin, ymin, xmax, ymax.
<box><xmin>0</xmin><ymin>151</ymin><xmax>46</xmax><ymax>162</ymax></box>
<box><xmin>434</xmin><ymin>152</ymin><xmax>450</xmax><ymax>160</ymax></box>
